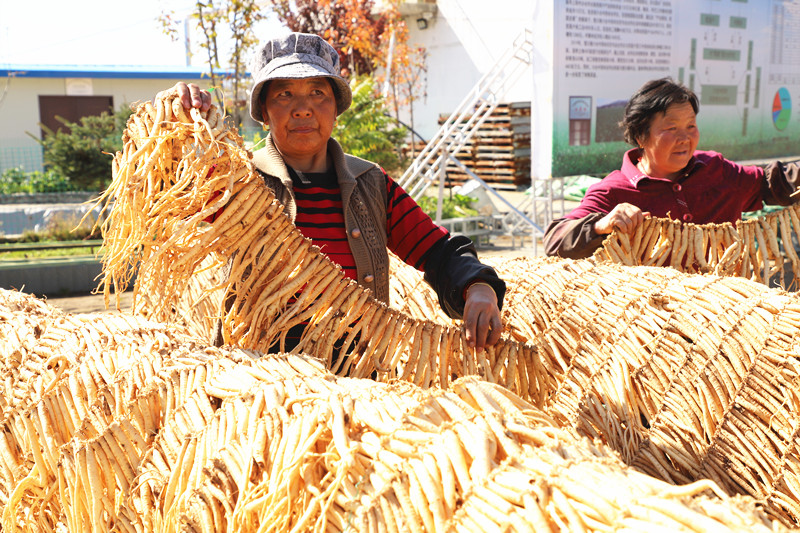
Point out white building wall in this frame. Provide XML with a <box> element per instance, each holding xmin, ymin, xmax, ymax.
<box><xmin>400</xmin><ymin>0</ymin><xmax>536</xmax><ymax>142</ymax></box>
<box><xmin>0</xmin><ymin>76</ymin><xmax>212</xmax><ymax>172</ymax></box>
<box><xmin>0</xmin><ymin>78</ymin><xmax>51</xmax><ymax>144</ymax></box>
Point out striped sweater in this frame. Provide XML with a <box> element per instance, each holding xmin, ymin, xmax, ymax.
<box><xmin>290</xmin><ymin>166</ymin><xmax>449</xmax><ymax>280</ymax></box>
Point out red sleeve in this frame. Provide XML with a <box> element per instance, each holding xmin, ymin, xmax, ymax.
<box><xmin>723</xmin><ymin>158</ymin><xmax>764</xmax><ymax>213</ymax></box>
<box><xmin>565</xmin><ymin>176</ymin><xmax>620</xmax><ymax>220</ymax></box>
<box><xmin>384</xmin><ymin>173</ymin><xmax>449</xmax><ymax>269</ymax></box>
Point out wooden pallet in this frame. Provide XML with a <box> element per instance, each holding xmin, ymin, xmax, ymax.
<box><xmin>442</xmin><ymin>102</ymin><xmax>531</xmax><ymax>188</ymax></box>
<box><xmin>402</xmin><ymin>102</ymin><xmax>532</xmax><ymax>189</ymax></box>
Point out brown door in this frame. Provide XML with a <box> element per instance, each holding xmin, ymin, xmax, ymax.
<box><xmin>38</xmin><ymin>95</ymin><xmax>114</xmax><ymax>137</ymax></box>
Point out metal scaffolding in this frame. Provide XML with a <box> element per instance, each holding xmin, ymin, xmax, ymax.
<box><xmin>398</xmin><ymin>23</ymin><xmax>565</xmax><ymax>253</ymax></box>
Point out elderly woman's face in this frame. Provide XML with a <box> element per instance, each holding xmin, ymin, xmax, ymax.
<box><xmin>261</xmin><ymin>77</ymin><xmax>337</xmax><ymax>168</ymax></box>
<box><xmin>639</xmin><ymin>101</ymin><xmax>699</xmax><ymax>180</ymax></box>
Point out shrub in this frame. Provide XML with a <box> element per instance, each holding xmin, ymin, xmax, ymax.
<box><xmin>0</xmin><ymin>167</ymin><xmax>74</xmax><ymax>194</ymax></box>
<box><xmin>333</xmin><ymin>77</ymin><xmax>407</xmax><ymax>174</ymax></box>
<box><xmin>16</xmin><ymin>214</ymin><xmax>101</xmax><ymax>243</ymax></box>
<box><xmin>32</xmin><ymin>104</ymin><xmax>134</xmax><ymax>191</ymax></box>
<box><xmin>417</xmin><ymin>193</ymin><xmax>478</xmax><ymax>219</ymax></box>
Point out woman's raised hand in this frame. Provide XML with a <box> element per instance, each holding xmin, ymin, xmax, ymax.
<box><xmin>594</xmin><ymin>203</ymin><xmax>650</xmax><ymax>235</ymax></box>
<box><xmin>157</xmin><ymin>82</ymin><xmax>213</xmax><ymax>112</ymax></box>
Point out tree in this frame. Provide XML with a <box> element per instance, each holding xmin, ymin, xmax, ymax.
<box><xmin>160</xmin><ymin>0</ymin><xmax>428</xmax><ymax>145</ymax></box>
<box><xmin>267</xmin><ymin>0</ymin><xmax>387</xmax><ymax>77</ymax></box>
<box><xmin>384</xmin><ymin>34</ymin><xmax>428</xmax><ymax>157</ymax></box>
<box><xmin>159</xmin><ymin>1</ymin><xmax>264</xmax><ymax>127</ymax></box>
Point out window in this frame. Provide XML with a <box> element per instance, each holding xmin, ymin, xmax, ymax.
<box><xmin>569</xmin><ymin>119</ymin><xmax>591</xmax><ymax>146</ymax></box>
<box><xmin>568</xmin><ymin>96</ymin><xmax>592</xmax><ymax>146</ymax></box>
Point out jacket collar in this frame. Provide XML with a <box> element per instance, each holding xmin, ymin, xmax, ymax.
<box><xmin>621</xmin><ymin>148</ymin><xmax>704</xmax><ymax>187</ymax></box>
<box><xmin>251</xmin><ymin>134</ymin><xmax>376</xmax><ymax>187</ymax></box>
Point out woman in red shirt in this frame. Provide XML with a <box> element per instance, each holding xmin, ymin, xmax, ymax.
<box><xmin>545</xmin><ymin>78</ymin><xmax>800</xmax><ymax>259</ymax></box>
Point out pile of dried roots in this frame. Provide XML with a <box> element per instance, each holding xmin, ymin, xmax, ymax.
<box><xmin>391</xmin><ymin>254</ymin><xmax>800</xmax><ymax>526</ymax></box>
<box><xmin>75</xmin><ymin>88</ymin><xmax>800</xmax><ymax>529</ymax></box>
<box><xmin>0</xmin><ymin>289</ymin><xmax>786</xmax><ymax>532</ymax></box>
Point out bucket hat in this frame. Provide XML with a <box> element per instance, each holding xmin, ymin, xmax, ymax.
<box><xmin>248</xmin><ymin>32</ymin><xmax>352</xmax><ymax>122</ymax></box>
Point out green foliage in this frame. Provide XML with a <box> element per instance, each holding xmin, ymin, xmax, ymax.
<box><xmin>333</xmin><ymin>77</ymin><xmax>407</xmax><ymax>173</ymax></box>
<box><xmin>416</xmin><ymin>193</ymin><xmax>478</xmax><ymax>220</ymax></box>
<box><xmin>552</xmin><ymin>142</ymin><xmax>626</xmax><ymax>178</ymax></box>
<box><xmin>32</xmin><ymin>104</ymin><xmax>133</xmax><ymax>191</ymax></box>
<box><xmin>0</xmin><ymin>245</ymin><xmax>98</xmax><ymax>259</ymax></box>
<box><xmin>159</xmin><ymin>1</ymin><xmax>264</xmax><ymax>127</ymax></box>
<box><xmin>246</xmin><ymin>129</ymin><xmax>268</xmax><ymax>150</ymax></box>
<box><xmin>0</xmin><ymin>167</ymin><xmax>74</xmax><ymax>194</ymax></box>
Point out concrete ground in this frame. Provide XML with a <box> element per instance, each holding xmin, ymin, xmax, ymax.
<box><xmin>46</xmin><ymin>290</ymin><xmax>134</xmax><ymax>314</ymax></box>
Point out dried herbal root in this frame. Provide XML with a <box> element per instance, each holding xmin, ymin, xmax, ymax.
<box><xmin>96</xmin><ymin>89</ymin><xmax>543</xmax><ymax>401</ymax></box>
<box><xmin>390</xmin><ymin>252</ymin><xmax>800</xmax><ymax>527</ymax></box>
<box><xmin>594</xmin><ymin>211</ymin><xmax>800</xmax><ymax>289</ymax></box>
<box><xmin>0</xmin><ymin>290</ymin><xmax>785</xmax><ymax>532</ymax></box>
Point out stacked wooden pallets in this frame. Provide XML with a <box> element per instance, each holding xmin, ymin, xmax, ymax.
<box><xmin>404</xmin><ymin>103</ymin><xmax>531</xmax><ymax>190</ymax></box>
<box><xmin>442</xmin><ymin>102</ymin><xmax>531</xmax><ymax>189</ymax></box>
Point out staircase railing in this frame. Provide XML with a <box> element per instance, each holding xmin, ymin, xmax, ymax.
<box><xmin>397</xmin><ymin>24</ymin><xmax>534</xmax><ymax>202</ymax></box>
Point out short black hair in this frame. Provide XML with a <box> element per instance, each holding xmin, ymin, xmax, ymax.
<box><xmin>620</xmin><ymin>78</ymin><xmax>699</xmax><ymax>146</ymax></box>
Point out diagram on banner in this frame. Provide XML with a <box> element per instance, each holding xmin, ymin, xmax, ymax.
<box><xmin>773</xmin><ymin>87</ymin><xmax>792</xmax><ymax>131</ymax></box>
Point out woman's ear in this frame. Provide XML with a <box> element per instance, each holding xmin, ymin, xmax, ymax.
<box><xmin>260</xmin><ymin>105</ymin><xmax>270</xmax><ymax>127</ymax></box>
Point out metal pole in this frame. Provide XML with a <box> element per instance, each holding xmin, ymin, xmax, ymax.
<box><xmin>532</xmin><ymin>24</ymin><xmax>537</xmax><ymax>256</ymax></box>
<box><xmin>184</xmin><ymin>17</ymin><xmax>192</xmax><ymax>66</ymax></box>
<box><xmin>435</xmin><ymin>150</ymin><xmax>446</xmax><ymax>224</ymax></box>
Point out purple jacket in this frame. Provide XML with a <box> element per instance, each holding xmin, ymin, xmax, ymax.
<box><xmin>544</xmin><ymin>149</ymin><xmax>800</xmax><ymax>258</ymax></box>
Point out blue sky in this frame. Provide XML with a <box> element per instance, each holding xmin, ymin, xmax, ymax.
<box><xmin>0</xmin><ymin>0</ymin><xmax>283</xmax><ymax>67</ymax></box>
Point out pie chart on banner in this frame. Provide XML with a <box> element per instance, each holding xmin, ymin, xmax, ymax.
<box><xmin>773</xmin><ymin>87</ymin><xmax>791</xmax><ymax>131</ymax></box>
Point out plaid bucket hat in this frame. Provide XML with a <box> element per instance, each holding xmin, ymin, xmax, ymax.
<box><xmin>248</xmin><ymin>32</ymin><xmax>353</xmax><ymax>122</ymax></box>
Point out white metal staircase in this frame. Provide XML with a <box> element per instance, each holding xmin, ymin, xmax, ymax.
<box><xmin>397</xmin><ymin>23</ymin><xmax>540</xmax><ymax>243</ymax></box>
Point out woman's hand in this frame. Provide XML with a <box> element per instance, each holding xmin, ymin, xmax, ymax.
<box><xmin>594</xmin><ymin>203</ymin><xmax>650</xmax><ymax>235</ymax></box>
<box><xmin>463</xmin><ymin>282</ymin><xmax>502</xmax><ymax>353</ymax></box>
<box><xmin>158</xmin><ymin>82</ymin><xmax>213</xmax><ymax>112</ymax></box>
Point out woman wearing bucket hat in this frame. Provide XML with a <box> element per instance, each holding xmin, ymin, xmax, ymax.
<box><xmin>172</xmin><ymin>32</ymin><xmax>506</xmax><ymax>354</ymax></box>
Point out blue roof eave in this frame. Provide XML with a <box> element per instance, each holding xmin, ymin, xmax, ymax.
<box><xmin>0</xmin><ymin>64</ymin><xmax>232</xmax><ymax>80</ymax></box>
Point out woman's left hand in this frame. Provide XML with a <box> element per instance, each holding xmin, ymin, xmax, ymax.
<box><xmin>162</xmin><ymin>82</ymin><xmax>213</xmax><ymax>112</ymax></box>
<box><xmin>463</xmin><ymin>282</ymin><xmax>503</xmax><ymax>353</ymax></box>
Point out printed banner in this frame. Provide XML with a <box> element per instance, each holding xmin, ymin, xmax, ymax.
<box><xmin>553</xmin><ymin>0</ymin><xmax>800</xmax><ymax>177</ymax></box>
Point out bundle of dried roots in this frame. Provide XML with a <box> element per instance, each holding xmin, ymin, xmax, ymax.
<box><xmin>594</xmin><ymin>209</ymin><xmax>800</xmax><ymax>289</ymax></box>
<box><xmin>92</xmin><ymin>89</ymin><xmax>544</xmax><ymax>401</ymax></box>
